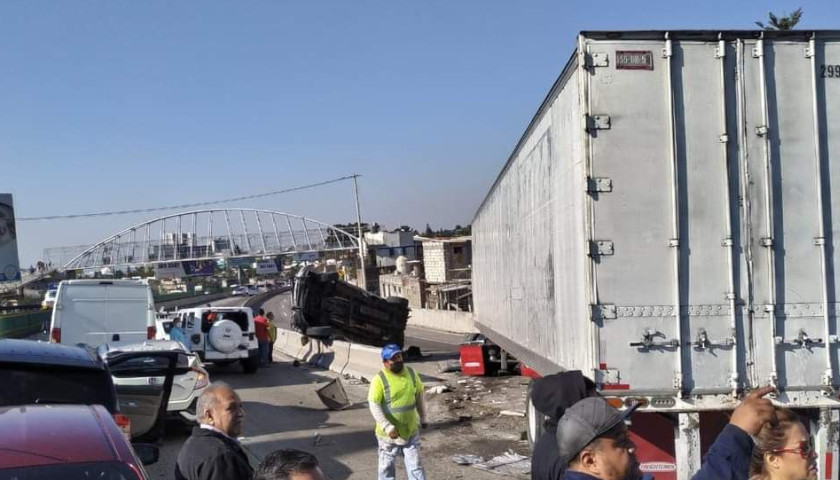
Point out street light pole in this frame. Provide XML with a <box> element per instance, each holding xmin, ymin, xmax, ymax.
<box><xmin>352</xmin><ymin>174</ymin><xmax>367</xmax><ymax>290</ymax></box>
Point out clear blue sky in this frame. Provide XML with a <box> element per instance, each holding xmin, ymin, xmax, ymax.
<box><xmin>1</xmin><ymin>0</ymin><xmax>836</xmax><ymax>266</ymax></box>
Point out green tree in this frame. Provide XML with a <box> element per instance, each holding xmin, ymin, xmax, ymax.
<box><xmin>424</xmin><ymin>223</ymin><xmax>433</xmax><ymax>235</ymax></box>
<box><xmin>755</xmin><ymin>8</ymin><xmax>803</xmax><ymax>30</ymax></box>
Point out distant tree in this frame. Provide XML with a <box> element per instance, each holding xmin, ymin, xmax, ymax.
<box><xmin>398</xmin><ymin>225</ymin><xmax>414</xmax><ymax>232</ymax></box>
<box><xmin>755</xmin><ymin>7</ymin><xmax>803</xmax><ymax>30</ymax></box>
<box><xmin>371</xmin><ymin>222</ymin><xmax>381</xmax><ymax>234</ymax></box>
<box><xmin>425</xmin><ymin>224</ymin><xmax>433</xmax><ymax>236</ymax></box>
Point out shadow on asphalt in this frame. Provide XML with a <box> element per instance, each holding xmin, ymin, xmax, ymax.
<box><xmin>204</xmin><ymin>361</ymin><xmax>334</xmax><ymax>389</ymax></box>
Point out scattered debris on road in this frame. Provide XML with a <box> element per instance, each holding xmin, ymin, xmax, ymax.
<box><xmin>427</xmin><ymin>385</ymin><xmax>452</xmax><ymax>395</ymax></box>
<box><xmin>316</xmin><ymin>378</ymin><xmax>352</xmax><ymax>410</ymax></box>
<box><xmin>499</xmin><ymin>410</ymin><xmax>526</xmax><ymax>418</ymax></box>
<box><xmin>451</xmin><ymin>451</ymin><xmax>531</xmax><ymax>477</ymax></box>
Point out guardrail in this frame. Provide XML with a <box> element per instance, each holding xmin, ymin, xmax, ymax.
<box><xmin>0</xmin><ymin>304</ymin><xmax>43</xmax><ymax>315</ymax></box>
<box><xmin>0</xmin><ymin>310</ymin><xmax>50</xmax><ymax>339</ymax></box>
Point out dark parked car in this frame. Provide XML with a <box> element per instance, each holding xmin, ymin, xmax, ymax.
<box><xmin>0</xmin><ymin>338</ymin><xmax>191</xmax><ymax>441</ymax></box>
<box><xmin>0</xmin><ymin>403</ymin><xmax>159</xmax><ymax>478</ymax></box>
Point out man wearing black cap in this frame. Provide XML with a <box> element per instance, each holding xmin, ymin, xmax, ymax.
<box><xmin>555</xmin><ymin>397</ymin><xmax>642</xmax><ymax>480</ymax></box>
<box><xmin>531</xmin><ymin>371</ymin><xmax>598</xmax><ymax>480</ymax></box>
<box><xmin>556</xmin><ymin>387</ymin><xmax>778</xmax><ymax>480</ymax></box>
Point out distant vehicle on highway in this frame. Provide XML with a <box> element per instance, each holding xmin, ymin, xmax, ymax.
<box><xmin>99</xmin><ymin>340</ymin><xmax>209</xmax><ymax>425</ymax></box>
<box><xmin>170</xmin><ymin>307</ymin><xmax>260</xmax><ymax>373</ymax></box>
<box><xmin>49</xmin><ymin>280</ymin><xmax>156</xmax><ymax>348</ymax></box>
<box><xmin>0</xmin><ymin>404</ymin><xmax>159</xmax><ymax>480</ymax></box>
<box><xmin>41</xmin><ymin>288</ymin><xmax>57</xmax><ymax>309</ymax></box>
<box><xmin>231</xmin><ymin>286</ymin><xmax>252</xmax><ymax>296</ymax></box>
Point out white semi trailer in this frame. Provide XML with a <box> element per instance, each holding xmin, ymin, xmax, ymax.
<box><xmin>472</xmin><ymin>30</ymin><xmax>840</xmax><ymax>480</ymax></box>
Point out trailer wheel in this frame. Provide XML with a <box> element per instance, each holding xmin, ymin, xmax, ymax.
<box><xmin>526</xmin><ymin>380</ymin><xmax>546</xmax><ymax>449</ymax></box>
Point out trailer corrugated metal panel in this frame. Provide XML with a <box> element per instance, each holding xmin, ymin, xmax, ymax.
<box><xmin>473</xmin><ymin>30</ymin><xmax>840</xmax><ymax>409</ymax></box>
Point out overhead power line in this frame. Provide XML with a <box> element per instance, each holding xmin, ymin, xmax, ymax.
<box><xmin>18</xmin><ymin>174</ymin><xmax>359</xmax><ymax>221</ymax></box>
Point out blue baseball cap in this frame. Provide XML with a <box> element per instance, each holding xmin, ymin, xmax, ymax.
<box><xmin>381</xmin><ymin>344</ymin><xmax>403</xmax><ymax>361</ymax></box>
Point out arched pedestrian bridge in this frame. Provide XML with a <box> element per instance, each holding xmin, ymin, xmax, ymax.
<box><xmin>62</xmin><ymin>208</ymin><xmax>360</xmax><ymax>271</ymax></box>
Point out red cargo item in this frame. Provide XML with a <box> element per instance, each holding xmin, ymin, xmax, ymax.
<box><xmin>459</xmin><ymin>342</ymin><xmax>486</xmax><ymax>376</ymax></box>
<box><xmin>520</xmin><ymin>364</ymin><xmax>540</xmax><ymax>379</ymax></box>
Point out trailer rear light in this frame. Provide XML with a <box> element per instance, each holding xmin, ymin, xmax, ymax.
<box><xmin>624</xmin><ymin>397</ymin><xmax>649</xmax><ymax>408</ymax></box>
<box><xmin>605</xmin><ymin>398</ymin><xmax>624</xmax><ymax>408</ymax></box>
<box><xmin>50</xmin><ymin>328</ymin><xmax>61</xmax><ymax>343</ymax></box>
<box><xmin>650</xmin><ymin>397</ymin><xmax>676</xmax><ymax>409</ymax></box>
<box><xmin>147</xmin><ymin>326</ymin><xmax>156</xmax><ymax>340</ymax></box>
<box><xmin>191</xmin><ymin>334</ymin><xmax>202</xmax><ymax>344</ymax></box>
<box><xmin>113</xmin><ymin>413</ymin><xmax>132</xmax><ymax>442</ymax></box>
<box><xmin>193</xmin><ymin>369</ymin><xmax>208</xmax><ymax>390</ymax></box>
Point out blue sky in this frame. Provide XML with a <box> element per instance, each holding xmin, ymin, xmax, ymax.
<box><xmin>1</xmin><ymin>0</ymin><xmax>836</xmax><ymax>266</ymax></box>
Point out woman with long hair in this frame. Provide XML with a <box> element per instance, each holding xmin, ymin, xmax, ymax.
<box><xmin>749</xmin><ymin>408</ymin><xmax>817</xmax><ymax>480</ymax></box>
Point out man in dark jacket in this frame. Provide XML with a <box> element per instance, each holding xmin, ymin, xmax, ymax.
<box><xmin>175</xmin><ymin>383</ymin><xmax>253</xmax><ymax>480</ymax></box>
<box><xmin>555</xmin><ymin>386</ymin><xmax>777</xmax><ymax>480</ymax></box>
<box><xmin>531</xmin><ymin>371</ymin><xmax>598</xmax><ymax>480</ymax></box>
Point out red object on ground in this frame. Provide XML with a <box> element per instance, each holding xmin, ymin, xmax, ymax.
<box><xmin>254</xmin><ymin>315</ymin><xmax>270</xmax><ymax>342</ymax></box>
<box><xmin>459</xmin><ymin>343</ymin><xmax>486</xmax><ymax>376</ymax></box>
<box><xmin>520</xmin><ymin>364</ymin><xmax>541</xmax><ymax>379</ymax></box>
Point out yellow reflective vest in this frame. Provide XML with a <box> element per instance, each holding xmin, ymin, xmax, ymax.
<box><xmin>369</xmin><ymin>367</ymin><xmax>423</xmax><ymax>439</ymax></box>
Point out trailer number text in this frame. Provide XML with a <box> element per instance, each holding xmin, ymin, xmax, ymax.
<box><xmin>822</xmin><ymin>65</ymin><xmax>840</xmax><ymax>78</ymax></box>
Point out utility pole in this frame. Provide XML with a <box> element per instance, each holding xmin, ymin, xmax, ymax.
<box><xmin>352</xmin><ymin>174</ymin><xmax>367</xmax><ymax>290</ymax></box>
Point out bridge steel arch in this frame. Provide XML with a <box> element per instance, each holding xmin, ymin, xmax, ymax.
<box><xmin>62</xmin><ymin>209</ymin><xmax>360</xmax><ymax>271</ymax></box>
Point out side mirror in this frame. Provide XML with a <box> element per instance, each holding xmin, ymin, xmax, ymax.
<box><xmin>133</xmin><ymin>443</ymin><xmax>160</xmax><ymax>466</ymax></box>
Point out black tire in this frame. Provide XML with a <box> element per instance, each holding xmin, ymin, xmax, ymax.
<box><xmin>306</xmin><ymin>326</ymin><xmax>333</xmax><ymax>338</ymax></box>
<box><xmin>241</xmin><ymin>355</ymin><xmax>260</xmax><ymax>374</ymax></box>
<box><xmin>526</xmin><ymin>380</ymin><xmax>546</xmax><ymax>449</ymax></box>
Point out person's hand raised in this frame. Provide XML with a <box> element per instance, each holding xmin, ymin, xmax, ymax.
<box><xmin>729</xmin><ymin>386</ymin><xmax>777</xmax><ymax>435</ymax></box>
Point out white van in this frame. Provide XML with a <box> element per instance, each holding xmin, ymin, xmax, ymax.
<box><xmin>49</xmin><ymin>280</ymin><xmax>156</xmax><ymax>348</ymax></box>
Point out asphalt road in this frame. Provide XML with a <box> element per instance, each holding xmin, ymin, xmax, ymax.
<box><xmin>148</xmin><ymin>354</ymin><xmax>527</xmax><ymax>480</ymax></box>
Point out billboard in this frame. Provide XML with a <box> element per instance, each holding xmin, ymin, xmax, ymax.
<box><xmin>0</xmin><ymin>194</ymin><xmax>20</xmax><ymax>282</ymax></box>
<box><xmin>294</xmin><ymin>252</ymin><xmax>320</xmax><ymax>262</ymax></box>
<box><xmin>255</xmin><ymin>259</ymin><xmax>279</xmax><ymax>275</ymax></box>
<box><xmin>155</xmin><ymin>260</ymin><xmax>215</xmax><ymax>279</ymax></box>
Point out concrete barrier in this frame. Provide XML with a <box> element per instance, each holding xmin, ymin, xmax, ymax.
<box><xmin>0</xmin><ymin>310</ymin><xmax>50</xmax><ymax>339</ymax></box>
<box><xmin>408</xmin><ymin>308</ymin><xmax>477</xmax><ymax>334</ymax></box>
<box><xmin>273</xmin><ymin>328</ymin><xmax>384</xmax><ymax>381</ymax></box>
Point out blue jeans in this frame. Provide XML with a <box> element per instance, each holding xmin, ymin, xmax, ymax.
<box><xmin>377</xmin><ymin>434</ymin><xmax>426</xmax><ymax>480</ymax></box>
<box><xmin>258</xmin><ymin>341</ymin><xmax>270</xmax><ymax>366</ymax></box>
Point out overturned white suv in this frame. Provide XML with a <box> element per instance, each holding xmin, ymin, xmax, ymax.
<box><xmin>169</xmin><ymin>307</ymin><xmax>260</xmax><ymax>374</ymax></box>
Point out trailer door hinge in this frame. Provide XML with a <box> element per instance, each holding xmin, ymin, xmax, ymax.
<box><xmin>587</xmin><ymin>114</ymin><xmax>611</xmax><ymax>131</ymax></box>
<box><xmin>755</xmin><ymin>125</ymin><xmax>769</xmax><ymax>136</ymax></box>
<box><xmin>805</xmin><ymin>45</ymin><xmax>815</xmax><ymax>58</ymax></box>
<box><xmin>587</xmin><ymin>177</ymin><xmax>613</xmax><ymax>194</ymax></box>
<box><xmin>585</xmin><ymin>53</ymin><xmax>609</xmax><ymax>68</ymax></box>
<box><xmin>589</xmin><ymin>240</ymin><xmax>614</xmax><ymax>257</ymax></box>
<box><xmin>592</xmin><ymin>304</ymin><xmax>617</xmax><ymax>320</ymax></box>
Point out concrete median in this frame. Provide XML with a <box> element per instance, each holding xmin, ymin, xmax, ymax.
<box><xmin>273</xmin><ymin>328</ymin><xmax>384</xmax><ymax>381</ymax></box>
<box><xmin>408</xmin><ymin>308</ymin><xmax>477</xmax><ymax>334</ymax></box>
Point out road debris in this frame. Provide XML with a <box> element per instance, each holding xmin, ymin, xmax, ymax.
<box><xmin>499</xmin><ymin>410</ymin><xmax>526</xmax><ymax>418</ymax></box>
<box><xmin>427</xmin><ymin>385</ymin><xmax>452</xmax><ymax>395</ymax></box>
<box><xmin>451</xmin><ymin>451</ymin><xmax>531</xmax><ymax>477</ymax></box>
<box><xmin>316</xmin><ymin>378</ymin><xmax>352</xmax><ymax>410</ymax></box>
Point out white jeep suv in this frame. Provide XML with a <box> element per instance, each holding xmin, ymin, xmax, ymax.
<box><xmin>171</xmin><ymin>307</ymin><xmax>260</xmax><ymax>374</ymax></box>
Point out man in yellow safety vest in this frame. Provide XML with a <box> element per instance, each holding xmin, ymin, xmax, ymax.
<box><xmin>368</xmin><ymin>344</ymin><xmax>427</xmax><ymax>480</ymax></box>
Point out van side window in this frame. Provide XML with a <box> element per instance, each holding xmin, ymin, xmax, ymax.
<box><xmin>187</xmin><ymin>312</ymin><xmax>196</xmax><ymax>329</ymax></box>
